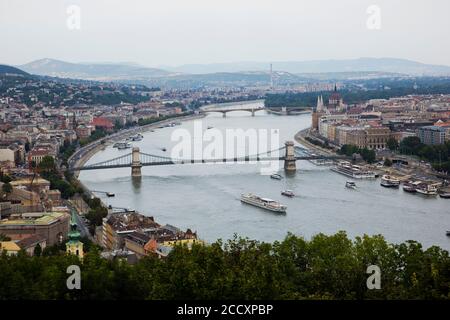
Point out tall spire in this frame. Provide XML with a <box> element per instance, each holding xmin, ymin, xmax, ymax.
<box><xmin>66</xmin><ymin>209</ymin><xmax>84</xmax><ymax>258</ymax></box>
<box><xmin>316</xmin><ymin>95</ymin><xmax>325</xmax><ymax>112</ymax></box>
<box><xmin>334</xmin><ymin>83</ymin><xmax>337</xmax><ymax>92</ymax></box>
<box><xmin>68</xmin><ymin>210</ymin><xmax>81</xmax><ymax>243</ymax></box>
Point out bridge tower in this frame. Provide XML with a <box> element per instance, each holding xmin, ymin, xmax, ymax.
<box><xmin>284</xmin><ymin>141</ymin><xmax>296</xmax><ymax>172</ymax></box>
<box><xmin>131</xmin><ymin>147</ymin><xmax>142</xmax><ymax>177</ymax></box>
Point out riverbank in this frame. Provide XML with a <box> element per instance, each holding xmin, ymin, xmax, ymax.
<box><xmin>294</xmin><ymin>127</ymin><xmax>448</xmax><ymax>183</ymax></box>
<box><xmin>69</xmin><ymin>113</ymin><xmax>206</xmax><ymax>178</ymax></box>
<box><xmin>294</xmin><ymin>127</ymin><xmax>336</xmax><ymax>156</ymax></box>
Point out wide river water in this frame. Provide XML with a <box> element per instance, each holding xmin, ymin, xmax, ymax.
<box><xmin>80</xmin><ymin>102</ymin><xmax>450</xmax><ymax>250</ymax></box>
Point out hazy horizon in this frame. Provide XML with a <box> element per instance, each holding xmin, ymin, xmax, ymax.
<box><xmin>1</xmin><ymin>0</ymin><xmax>450</xmax><ymax>67</ymax></box>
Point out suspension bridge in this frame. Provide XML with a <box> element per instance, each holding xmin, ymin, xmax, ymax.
<box><xmin>69</xmin><ymin>141</ymin><xmax>344</xmax><ymax>177</ymax></box>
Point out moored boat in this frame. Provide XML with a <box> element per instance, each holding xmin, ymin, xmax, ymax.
<box><xmin>240</xmin><ymin>193</ymin><xmax>287</xmax><ymax>213</ymax></box>
<box><xmin>331</xmin><ymin>161</ymin><xmax>377</xmax><ymax>179</ymax></box>
<box><xmin>402</xmin><ymin>181</ymin><xmax>418</xmax><ymax>193</ymax></box>
<box><xmin>115</xmin><ymin>142</ymin><xmax>131</xmax><ymax>149</ymax></box>
<box><xmin>416</xmin><ymin>183</ymin><xmax>438</xmax><ymax>196</ymax></box>
<box><xmin>439</xmin><ymin>192</ymin><xmax>450</xmax><ymax>199</ymax></box>
<box><xmin>380</xmin><ymin>175</ymin><xmax>400</xmax><ymax>188</ymax></box>
<box><xmin>131</xmin><ymin>133</ymin><xmax>143</xmax><ymax>141</ymax></box>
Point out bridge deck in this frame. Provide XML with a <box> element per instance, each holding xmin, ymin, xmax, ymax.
<box><xmin>70</xmin><ymin>155</ymin><xmax>344</xmax><ymax>171</ymax></box>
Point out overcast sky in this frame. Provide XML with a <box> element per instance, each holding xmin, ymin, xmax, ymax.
<box><xmin>1</xmin><ymin>0</ymin><xmax>449</xmax><ymax>67</ymax></box>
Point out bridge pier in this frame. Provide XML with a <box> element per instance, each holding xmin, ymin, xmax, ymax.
<box><xmin>131</xmin><ymin>147</ymin><xmax>142</xmax><ymax>177</ymax></box>
<box><xmin>284</xmin><ymin>141</ymin><xmax>296</xmax><ymax>172</ymax></box>
<box><xmin>222</xmin><ymin>112</ymin><xmax>226</xmax><ymax>118</ymax></box>
<box><xmin>251</xmin><ymin>109</ymin><xmax>255</xmax><ymax>116</ymax></box>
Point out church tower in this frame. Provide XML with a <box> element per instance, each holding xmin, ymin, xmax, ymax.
<box><xmin>316</xmin><ymin>95</ymin><xmax>325</xmax><ymax>112</ymax></box>
<box><xmin>328</xmin><ymin>83</ymin><xmax>344</xmax><ymax>112</ymax></box>
<box><xmin>66</xmin><ymin>209</ymin><xmax>84</xmax><ymax>259</ymax></box>
<box><xmin>312</xmin><ymin>95</ymin><xmax>326</xmax><ymax>130</ymax></box>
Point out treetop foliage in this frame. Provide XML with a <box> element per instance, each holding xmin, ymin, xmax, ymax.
<box><xmin>1</xmin><ymin>232</ymin><xmax>449</xmax><ymax>300</ymax></box>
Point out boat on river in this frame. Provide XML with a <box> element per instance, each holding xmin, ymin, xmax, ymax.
<box><xmin>131</xmin><ymin>133</ymin><xmax>143</xmax><ymax>141</ymax></box>
<box><xmin>345</xmin><ymin>181</ymin><xmax>357</xmax><ymax>189</ymax></box>
<box><xmin>439</xmin><ymin>192</ymin><xmax>450</xmax><ymax>199</ymax></box>
<box><xmin>416</xmin><ymin>183</ymin><xmax>438</xmax><ymax>196</ymax></box>
<box><xmin>114</xmin><ymin>142</ymin><xmax>131</xmax><ymax>149</ymax></box>
<box><xmin>270</xmin><ymin>173</ymin><xmax>283</xmax><ymax>180</ymax></box>
<box><xmin>403</xmin><ymin>181</ymin><xmax>419</xmax><ymax>193</ymax></box>
<box><xmin>380</xmin><ymin>175</ymin><xmax>400</xmax><ymax>188</ymax></box>
<box><xmin>281</xmin><ymin>190</ymin><xmax>295</xmax><ymax>197</ymax></box>
<box><xmin>241</xmin><ymin>193</ymin><xmax>287</xmax><ymax>213</ymax></box>
<box><xmin>331</xmin><ymin>161</ymin><xmax>376</xmax><ymax>179</ymax></box>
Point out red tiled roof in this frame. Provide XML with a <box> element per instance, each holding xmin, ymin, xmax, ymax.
<box><xmin>434</xmin><ymin>121</ymin><xmax>450</xmax><ymax>127</ymax></box>
<box><xmin>92</xmin><ymin>117</ymin><xmax>114</xmax><ymax>129</ymax></box>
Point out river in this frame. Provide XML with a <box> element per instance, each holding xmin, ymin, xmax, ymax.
<box><xmin>79</xmin><ymin>101</ymin><xmax>450</xmax><ymax>250</ymax></box>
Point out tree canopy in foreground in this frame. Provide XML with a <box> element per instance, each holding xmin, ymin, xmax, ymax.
<box><xmin>0</xmin><ymin>232</ymin><xmax>449</xmax><ymax>300</ymax></box>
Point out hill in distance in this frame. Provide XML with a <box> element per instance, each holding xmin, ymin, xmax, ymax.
<box><xmin>19</xmin><ymin>58</ymin><xmax>171</xmax><ymax>81</ymax></box>
<box><xmin>163</xmin><ymin>57</ymin><xmax>450</xmax><ymax>76</ymax></box>
<box><xmin>0</xmin><ymin>64</ymin><xmax>29</xmax><ymax>76</ymax></box>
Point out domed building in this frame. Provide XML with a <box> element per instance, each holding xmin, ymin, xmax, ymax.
<box><xmin>328</xmin><ymin>84</ymin><xmax>344</xmax><ymax>112</ymax></box>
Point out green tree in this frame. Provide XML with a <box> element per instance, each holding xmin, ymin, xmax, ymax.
<box><xmin>33</xmin><ymin>244</ymin><xmax>42</xmax><ymax>257</ymax></box>
<box><xmin>38</xmin><ymin>156</ymin><xmax>56</xmax><ymax>173</ymax></box>
<box><xmin>387</xmin><ymin>138</ymin><xmax>399</xmax><ymax>151</ymax></box>
<box><xmin>360</xmin><ymin>148</ymin><xmax>376</xmax><ymax>163</ymax></box>
<box><xmin>2</xmin><ymin>182</ymin><xmax>13</xmax><ymax>195</ymax></box>
<box><xmin>0</xmin><ymin>174</ymin><xmax>12</xmax><ymax>184</ymax></box>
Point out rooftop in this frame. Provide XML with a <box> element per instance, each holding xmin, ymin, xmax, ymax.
<box><xmin>0</xmin><ymin>211</ymin><xmax>68</xmax><ymax>226</ymax></box>
<box><xmin>0</xmin><ymin>241</ymin><xmax>21</xmax><ymax>252</ymax></box>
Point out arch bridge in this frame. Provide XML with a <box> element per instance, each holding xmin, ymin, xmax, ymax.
<box><xmin>200</xmin><ymin>106</ymin><xmax>265</xmax><ymax>117</ymax></box>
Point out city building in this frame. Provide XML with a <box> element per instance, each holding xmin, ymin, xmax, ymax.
<box><xmin>102</xmin><ymin>211</ymin><xmax>160</xmax><ymax>250</ymax></box>
<box><xmin>0</xmin><ymin>211</ymin><xmax>70</xmax><ymax>246</ymax></box>
<box><xmin>0</xmin><ymin>241</ymin><xmax>21</xmax><ymax>256</ymax></box>
<box><xmin>418</xmin><ymin>126</ymin><xmax>447</xmax><ymax>145</ymax></box>
<box><xmin>101</xmin><ymin>211</ymin><xmax>200</xmax><ymax>257</ymax></box>
<box><xmin>17</xmin><ymin>234</ymin><xmax>47</xmax><ymax>256</ymax></box>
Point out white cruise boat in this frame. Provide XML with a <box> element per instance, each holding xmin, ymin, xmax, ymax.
<box><xmin>416</xmin><ymin>183</ymin><xmax>438</xmax><ymax>196</ymax></box>
<box><xmin>115</xmin><ymin>142</ymin><xmax>131</xmax><ymax>150</ymax></box>
<box><xmin>380</xmin><ymin>175</ymin><xmax>400</xmax><ymax>188</ymax></box>
<box><xmin>240</xmin><ymin>193</ymin><xmax>287</xmax><ymax>213</ymax></box>
<box><xmin>131</xmin><ymin>133</ymin><xmax>143</xmax><ymax>141</ymax></box>
<box><xmin>330</xmin><ymin>161</ymin><xmax>376</xmax><ymax>179</ymax></box>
